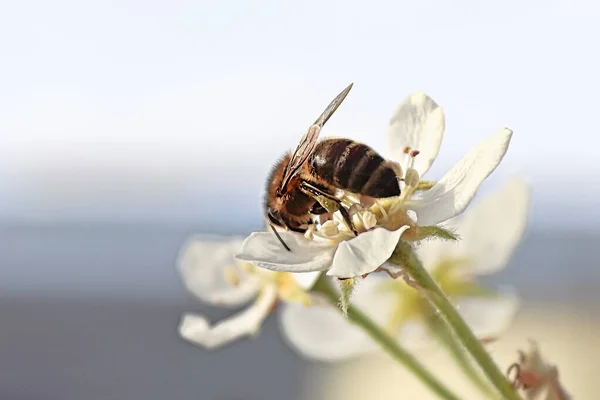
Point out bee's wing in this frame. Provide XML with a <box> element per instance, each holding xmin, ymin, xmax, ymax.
<box><xmin>280</xmin><ymin>83</ymin><xmax>353</xmax><ymax>188</ymax></box>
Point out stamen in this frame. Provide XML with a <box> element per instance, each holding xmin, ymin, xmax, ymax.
<box><xmin>401</xmin><ymin>147</ymin><xmax>419</xmax><ymax>177</ymax></box>
<box><xmin>320</xmin><ymin>220</ymin><xmax>340</xmax><ymax>237</ymax></box>
<box><xmin>360</xmin><ymin>211</ymin><xmax>378</xmax><ymax>230</ymax></box>
<box><xmin>389</xmin><ymin>161</ymin><xmax>404</xmax><ymax>178</ymax></box>
<box><xmin>304</xmin><ymin>225</ymin><xmax>316</xmax><ymax>240</ymax></box>
<box><xmin>348</xmin><ymin>203</ymin><xmax>364</xmax><ymax>216</ymax></box>
<box><xmin>407</xmin><ymin>148</ymin><xmax>420</xmax><ymax>170</ymax></box>
<box><xmin>374</xmin><ymin>200</ymin><xmax>389</xmax><ymax>220</ymax></box>
<box><xmin>404</xmin><ymin>168</ymin><xmax>420</xmax><ymax>187</ymax></box>
<box><xmin>224</xmin><ymin>267</ymin><xmax>241</xmax><ymax>287</ymax></box>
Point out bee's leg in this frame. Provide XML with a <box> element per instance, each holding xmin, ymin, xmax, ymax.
<box><xmin>300</xmin><ymin>182</ymin><xmax>358</xmax><ymax>236</ymax></box>
<box><xmin>335</xmin><ymin>205</ymin><xmax>358</xmax><ymax>236</ymax></box>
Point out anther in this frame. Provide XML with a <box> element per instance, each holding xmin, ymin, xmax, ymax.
<box><xmin>410</xmin><ymin>149</ymin><xmax>420</xmax><ymax>158</ymax></box>
<box><xmin>320</xmin><ymin>220</ymin><xmax>340</xmax><ymax>237</ymax></box>
<box><xmin>348</xmin><ymin>203</ymin><xmax>364</xmax><ymax>216</ymax></box>
<box><xmin>224</xmin><ymin>267</ymin><xmax>241</xmax><ymax>287</ymax></box>
<box><xmin>360</xmin><ymin>211</ymin><xmax>378</xmax><ymax>230</ymax></box>
<box><xmin>304</xmin><ymin>225</ymin><xmax>316</xmax><ymax>240</ymax></box>
<box><xmin>404</xmin><ymin>168</ymin><xmax>420</xmax><ymax>187</ymax></box>
<box><xmin>402</xmin><ymin>146</ymin><xmax>411</xmax><ymax>154</ymax></box>
<box><xmin>388</xmin><ymin>161</ymin><xmax>404</xmax><ymax>178</ymax></box>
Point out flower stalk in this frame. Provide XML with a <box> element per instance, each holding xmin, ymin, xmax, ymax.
<box><xmin>429</xmin><ymin>318</ymin><xmax>499</xmax><ymax>399</ymax></box>
<box><xmin>312</xmin><ymin>276</ymin><xmax>462</xmax><ymax>400</ymax></box>
<box><xmin>391</xmin><ymin>241</ymin><xmax>521</xmax><ymax>400</ymax></box>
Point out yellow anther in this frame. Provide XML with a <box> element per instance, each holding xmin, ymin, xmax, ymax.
<box><xmin>320</xmin><ymin>220</ymin><xmax>340</xmax><ymax>237</ymax></box>
<box><xmin>223</xmin><ymin>266</ymin><xmax>241</xmax><ymax>287</ymax></box>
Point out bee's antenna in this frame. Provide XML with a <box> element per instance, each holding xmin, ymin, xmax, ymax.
<box><xmin>270</xmin><ymin>224</ymin><xmax>291</xmax><ymax>252</ymax></box>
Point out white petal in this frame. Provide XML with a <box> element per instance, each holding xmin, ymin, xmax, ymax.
<box><xmin>327</xmin><ymin>227</ymin><xmax>408</xmax><ymax>278</ymax></box>
<box><xmin>456</xmin><ymin>289</ymin><xmax>520</xmax><ymax>339</ymax></box>
<box><xmin>236</xmin><ymin>231</ymin><xmax>336</xmax><ymax>273</ymax></box>
<box><xmin>397</xmin><ymin>321</ymin><xmax>436</xmax><ymax>350</ymax></box>
<box><xmin>178</xmin><ymin>236</ymin><xmax>261</xmax><ymax>307</ymax></box>
<box><xmin>386</xmin><ymin>91</ymin><xmax>445</xmax><ymax>176</ymax></box>
<box><xmin>292</xmin><ymin>271</ymin><xmax>322</xmax><ymax>290</ymax></box>
<box><xmin>414</xmin><ymin>227</ymin><xmax>459</xmax><ymax>272</ymax></box>
<box><xmin>454</xmin><ymin>177</ymin><xmax>530</xmax><ymax>275</ymax></box>
<box><xmin>178</xmin><ymin>285</ymin><xmax>278</xmax><ymax>349</ymax></box>
<box><xmin>278</xmin><ymin>276</ymin><xmax>396</xmax><ymax>361</ymax></box>
<box><xmin>407</xmin><ymin>128</ymin><xmax>513</xmax><ymax>226</ymax></box>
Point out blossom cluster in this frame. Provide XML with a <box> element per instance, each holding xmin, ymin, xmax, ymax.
<box><xmin>176</xmin><ymin>90</ymin><xmax>530</xmax><ymax>360</ymax></box>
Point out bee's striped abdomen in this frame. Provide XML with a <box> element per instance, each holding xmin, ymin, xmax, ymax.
<box><xmin>309</xmin><ymin>138</ymin><xmax>400</xmax><ymax>198</ymax></box>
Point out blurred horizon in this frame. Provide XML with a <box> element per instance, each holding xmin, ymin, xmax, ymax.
<box><xmin>1</xmin><ymin>223</ymin><xmax>598</xmax><ymax>307</ymax></box>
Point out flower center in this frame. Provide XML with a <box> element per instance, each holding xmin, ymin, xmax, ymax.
<box><xmin>274</xmin><ymin>272</ymin><xmax>313</xmax><ymax>306</ymax></box>
<box><xmin>223</xmin><ymin>261</ymin><xmax>313</xmax><ymax>307</ymax></box>
<box><xmin>301</xmin><ymin>147</ymin><xmax>428</xmax><ymax>242</ymax></box>
<box><xmin>379</xmin><ymin>257</ymin><xmax>496</xmax><ymax>335</ymax></box>
<box><xmin>431</xmin><ymin>257</ymin><xmax>496</xmax><ymax>298</ymax></box>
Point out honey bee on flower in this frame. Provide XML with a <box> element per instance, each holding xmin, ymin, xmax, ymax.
<box><xmin>237</xmin><ymin>86</ymin><xmax>513</xmax><ymax>282</ymax></box>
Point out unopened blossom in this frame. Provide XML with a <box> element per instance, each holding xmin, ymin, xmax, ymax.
<box><xmin>236</xmin><ymin>91</ymin><xmax>513</xmax><ymax>281</ymax></box>
<box><xmin>177</xmin><ymin>236</ymin><xmax>320</xmax><ymax>349</ymax></box>
<box><xmin>507</xmin><ymin>341</ymin><xmax>571</xmax><ymax>400</ymax></box>
<box><xmin>280</xmin><ymin>178</ymin><xmax>529</xmax><ymax>361</ymax></box>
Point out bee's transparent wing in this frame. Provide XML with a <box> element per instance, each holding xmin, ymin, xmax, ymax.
<box><xmin>312</xmin><ymin>82</ymin><xmax>353</xmax><ymax>127</ymax></box>
<box><xmin>280</xmin><ymin>83</ymin><xmax>353</xmax><ymax>188</ymax></box>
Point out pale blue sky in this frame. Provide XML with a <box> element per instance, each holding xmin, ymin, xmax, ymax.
<box><xmin>0</xmin><ymin>0</ymin><xmax>598</xmax><ymax>226</ymax></box>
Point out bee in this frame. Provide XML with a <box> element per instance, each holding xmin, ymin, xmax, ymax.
<box><xmin>265</xmin><ymin>83</ymin><xmax>401</xmax><ymax>250</ymax></box>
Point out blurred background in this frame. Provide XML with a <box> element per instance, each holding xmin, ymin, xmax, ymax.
<box><xmin>0</xmin><ymin>1</ymin><xmax>599</xmax><ymax>399</ymax></box>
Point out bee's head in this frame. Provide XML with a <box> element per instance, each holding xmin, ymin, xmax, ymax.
<box><xmin>266</xmin><ymin>207</ymin><xmax>285</xmax><ymax>229</ymax></box>
<box><xmin>264</xmin><ymin>153</ymin><xmax>294</xmax><ymax>251</ymax></box>
<box><xmin>265</xmin><ymin>208</ymin><xmax>291</xmax><ymax>252</ymax></box>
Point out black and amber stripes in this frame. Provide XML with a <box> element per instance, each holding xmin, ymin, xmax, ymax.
<box><xmin>309</xmin><ymin>138</ymin><xmax>400</xmax><ymax>198</ymax></box>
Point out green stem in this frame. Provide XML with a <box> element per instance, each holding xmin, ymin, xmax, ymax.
<box><xmin>391</xmin><ymin>241</ymin><xmax>521</xmax><ymax>400</ymax></box>
<box><xmin>429</xmin><ymin>318</ymin><xmax>499</xmax><ymax>399</ymax></box>
<box><xmin>312</xmin><ymin>277</ymin><xmax>462</xmax><ymax>400</ymax></box>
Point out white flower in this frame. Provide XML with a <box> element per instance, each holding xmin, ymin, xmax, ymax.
<box><xmin>236</xmin><ymin>227</ymin><xmax>408</xmax><ymax>279</ymax></box>
<box><xmin>177</xmin><ymin>236</ymin><xmax>321</xmax><ymax>349</ymax></box>
<box><xmin>385</xmin><ymin>91</ymin><xmax>513</xmax><ymax>227</ymax></box>
<box><xmin>236</xmin><ymin>91</ymin><xmax>513</xmax><ymax>280</ymax></box>
<box><xmin>280</xmin><ymin>178</ymin><xmax>529</xmax><ymax>361</ymax></box>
